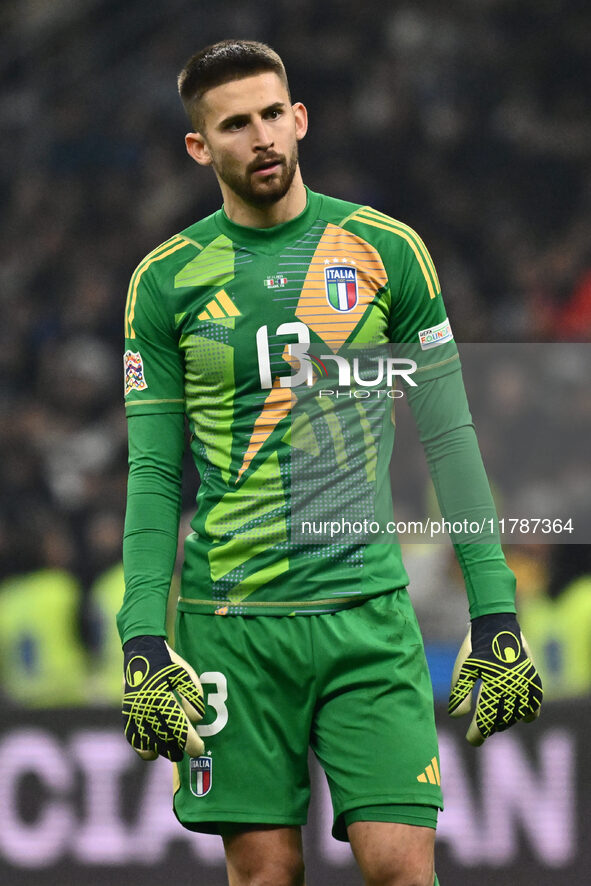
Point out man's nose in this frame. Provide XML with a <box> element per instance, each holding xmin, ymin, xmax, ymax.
<box><xmin>252</xmin><ymin>118</ymin><xmax>273</xmax><ymax>150</ymax></box>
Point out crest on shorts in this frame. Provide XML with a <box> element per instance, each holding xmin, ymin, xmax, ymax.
<box><xmin>325</xmin><ymin>264</ymin><xmax>358</xmax><ymax>311</ymax></box>
<box><xmin>124</xmin><ymin>350</ymin><xmax>148</xmax><ymax>396</ymax></box>
<box><xmin>190</xmin><ymin>755</ymin><xmax>213</xmax><ymax>797</ymax></box>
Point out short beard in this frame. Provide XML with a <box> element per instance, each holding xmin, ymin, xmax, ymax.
<box><xmin>212</xmin><ymin>143</ymin><xmax>299</xmax><ymax>208</ymax></box>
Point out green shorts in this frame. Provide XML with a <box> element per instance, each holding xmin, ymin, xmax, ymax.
<box><xmin>172</xmin><ymin>588</ymin><xmax>442</xmax><ymax>841</ymax></box>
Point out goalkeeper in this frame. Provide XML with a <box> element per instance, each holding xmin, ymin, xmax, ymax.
<box><xmin>118</xmin><ymin>39</ymin><xmax>542</xmax><ymax>886</ymax></box>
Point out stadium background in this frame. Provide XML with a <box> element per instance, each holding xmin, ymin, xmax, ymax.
<box><xmin>1</xmin><ymin>0</ymin><xmax>590</xmax><ymax>882</ymax></box>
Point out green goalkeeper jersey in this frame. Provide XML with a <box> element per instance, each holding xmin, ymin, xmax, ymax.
<box><xmin>119</xmin><ymin>188</ymin><xmax>515</xmax><ymax>637</ymax></box>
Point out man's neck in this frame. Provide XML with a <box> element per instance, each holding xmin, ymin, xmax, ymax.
<box><xmin>221</xmin><ymin>169</ymin><xmax>307</xmax><ymax>228</ymax></box>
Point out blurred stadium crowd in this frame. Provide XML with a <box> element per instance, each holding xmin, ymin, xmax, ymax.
<box><xmin>1</xmin><ymin>0</ymin><xmax>590</xmax><ymax>705</ymax></box>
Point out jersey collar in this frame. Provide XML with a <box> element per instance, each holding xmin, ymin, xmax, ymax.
<box><xmin>214</xmin><ymin>187</ymin><xmax>322</xmax><ymax>254</ymax></box>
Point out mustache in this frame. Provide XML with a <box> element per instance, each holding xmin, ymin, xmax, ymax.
<box><xmin>248</xmin><ymin>153</ymin><xmax>285</xmax><ymax>173</ymax></box>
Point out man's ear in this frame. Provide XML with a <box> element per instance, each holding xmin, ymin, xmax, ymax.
<box><xmin>185</xmin><ymin>132</ymin><xmax>212</xmax><ymax>166</ymax></box>
<box><xmin>292</xmin><ymin>102</ymin><xmax>308</xmax><ymax>141</ymax></box>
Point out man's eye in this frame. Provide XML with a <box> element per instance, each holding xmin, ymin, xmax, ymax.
<box><xmin>266</xmin><ymin>109</ymin><xmax>281</xmax><ymax>119</ymax></box>
<box><xmin>225</xmin><ymin>119</ymin><xmax>246</xmax><ymax>131</ymax></box>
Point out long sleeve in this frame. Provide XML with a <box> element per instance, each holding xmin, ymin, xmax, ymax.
<box><xmin>119</xmin><ymin>242</ymin><xmax>188</xmax><ymax>645</ymax></box>
<box><xmin>116</xmin><ymin>411</ymin><xmax>185</xmax><ymax>645</ymax></box>
<box><xmin>406</xmin><ymin>365</ymin><xmax>516</xmax><ymax>617</ymax></box>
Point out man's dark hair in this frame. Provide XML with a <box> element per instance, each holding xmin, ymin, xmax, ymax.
<box><xmin>178</xmin><ymin>40</ymin><xmax>290</xmax><ymax>132</ymax></box>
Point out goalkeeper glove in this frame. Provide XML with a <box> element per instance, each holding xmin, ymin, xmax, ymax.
<box><xmin>122</xmin><ymin>635</ymin><xmax>206</xmax><ymax>762</ymax></box>
<box><xmin>448</xmin><ymin>613</ymin><xmax>543</xmax><ymax>746</ymax></box>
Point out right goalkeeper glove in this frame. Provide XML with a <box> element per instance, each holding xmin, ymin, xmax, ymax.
<box><xmin>122</xmin><ymin>635</ymin><xmax>206</xmax><ymax>762</ymax></box>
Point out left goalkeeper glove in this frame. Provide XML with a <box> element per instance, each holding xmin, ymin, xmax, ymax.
<box><xmin>448</xmin><ymin>612</ymin><xmax>543</xmax><ymax>746</ymax></box>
